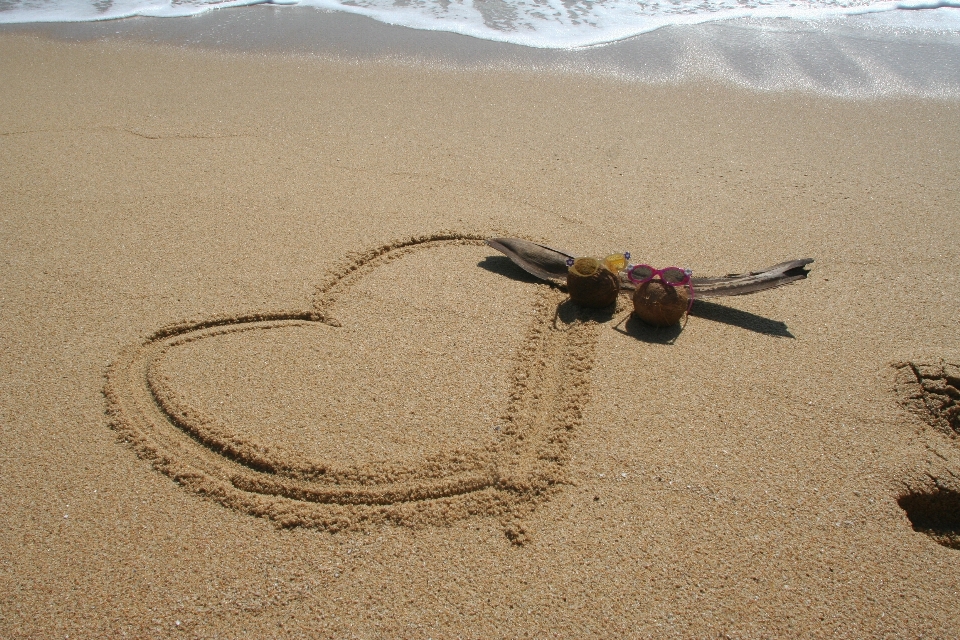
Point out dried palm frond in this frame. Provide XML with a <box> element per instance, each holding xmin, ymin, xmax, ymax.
<box><xmin>486</xmin><ymin>237</ymin><xmax>812</xmax><ymax>298</ymax></box>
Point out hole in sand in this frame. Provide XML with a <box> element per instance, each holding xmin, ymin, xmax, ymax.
<box><xmin>894</xmin><ymin>360</ymin><xmax>960</xmax><ymax>437</ymax></box>
<box><xmin>898</xmin><ymin>489</ymin><xmax>960</xmax><ymax>550</ymax></box>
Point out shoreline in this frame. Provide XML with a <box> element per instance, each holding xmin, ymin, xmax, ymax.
<box><xmin>3</xmin><ymin>6</ymin><xmax>960</xmax><ymax>98</ymax></box>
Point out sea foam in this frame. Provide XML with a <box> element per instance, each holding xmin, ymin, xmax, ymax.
<box><xmin>2</xmin><ymin>0</ymin><xmax>958</xmax><ymax>49</ymax></box>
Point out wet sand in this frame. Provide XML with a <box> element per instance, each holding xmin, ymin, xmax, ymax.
<box><xmin>1</xmin><ymin>30</ymin><xmax>960</xmax><ymax>637</ymax></box>
<box><xmin>5</xmin><ymin>7</ymin><xmax>960</xmax><ymax>97</ymax></box>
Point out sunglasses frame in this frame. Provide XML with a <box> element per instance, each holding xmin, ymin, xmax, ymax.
<box><xmin>626</xmin><ymin>264</ymin><xmax>692</xmax><ymax>287</ymax></box>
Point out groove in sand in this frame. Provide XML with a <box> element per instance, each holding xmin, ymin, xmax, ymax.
<box><xmin>104</xmin><ymin>234</ymin><xmax>601</xmax><ymax>537</ymax></box>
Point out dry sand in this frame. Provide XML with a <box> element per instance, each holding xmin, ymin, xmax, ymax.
<box><xmin>1</xmin><ymin>31</ymin><xmax>960</xmax><ymax>637</ymax></box>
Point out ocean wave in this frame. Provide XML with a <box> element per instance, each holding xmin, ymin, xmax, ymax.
<box><xmin>2</xmin><ymin>0</ymin><xmax>958</xmax><ymax>48</ymax></box>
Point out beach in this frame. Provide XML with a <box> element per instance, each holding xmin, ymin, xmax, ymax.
<box><xmin>2</xmin><ymin>14</ymin><xmax>960</xmax><ymax>636</ymax></box>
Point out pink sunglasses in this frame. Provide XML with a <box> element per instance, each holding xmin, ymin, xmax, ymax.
<box><xmin>626</xmin><ymin>264</ymin><xmax>692</xmax><ymax>286</ymax></box>
<box><xmin>627</xmin><ymin>264</ymin><xmax>695</xmax><ymax>311</ymax></box>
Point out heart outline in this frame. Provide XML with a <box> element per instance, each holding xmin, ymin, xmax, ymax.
<box><xmin>104</xmin><ymin>233</ymin><xmax>600</xmax><ymax>533</ymax></box>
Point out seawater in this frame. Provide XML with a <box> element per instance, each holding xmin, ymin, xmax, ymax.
<box><xmin>2</xmin><ymin>0</ymin><xmax>959</xmax><ymax>49</ymax></box>
<box><xmin>2</xmin><ymin>0</ymin><xmax>959</xmax><ymax>97</ymax></box>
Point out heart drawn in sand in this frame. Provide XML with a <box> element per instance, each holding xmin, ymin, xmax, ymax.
<box><xmin>105</xmin><ymin>234</ymin><xmax>601</xmax><ymax>539</ymax></box>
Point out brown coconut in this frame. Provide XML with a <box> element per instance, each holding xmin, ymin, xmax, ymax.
<box><xmin>632</xmin><ymin>280</ymin><xmax>690</xmax><ymax>326</ymax></box>
<box><xmin>567</xmin><ymin>257</ymin><xmax>621</xmax><ymax>308</ymax></box>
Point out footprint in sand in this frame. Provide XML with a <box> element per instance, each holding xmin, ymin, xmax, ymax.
<box><xmin>105</xmin><ymin>234</ymin><xmax>600</xmax><ymax>541</ymax></box>
<box><xmin>894</xmin><ymin>360</ymin><xmax>960</xmax><ymax>550</ymax></box>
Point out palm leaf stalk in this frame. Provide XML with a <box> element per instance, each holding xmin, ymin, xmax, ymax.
<box><xmin>486</xmin><ymin>237</ymin><xmax>812</xmax><ymax>298</ymax></box>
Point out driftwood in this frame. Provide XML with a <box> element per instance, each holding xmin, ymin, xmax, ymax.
<box><xmin>486</xmin><ymin>237</ymin><xmax>812</xmax><ymax>298</ymax></box>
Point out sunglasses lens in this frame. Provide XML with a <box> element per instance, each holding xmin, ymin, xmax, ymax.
<box><xmin>603</xmin><ymin>253</ymin><xmax>628</xmax><ymax>273</ymax></box>
<box><xmin>661</xmin><ymin>268</ymin><xmax>688</xmax><ymax>285</ymax></box>
<box><xmin>570</xmin><ymin>257</ymin><xmax>601</xmax><ymax>277</ymax></box>
<box><xmin>629</xmin><ymin>265</ymin><xmax>654</xmax><ymax>283</ymax></box>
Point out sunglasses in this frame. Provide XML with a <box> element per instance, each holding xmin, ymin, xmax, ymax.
<box><xmin>566</xmin><ymin>252</ymin><xmax>631</xmax><ymax>273</ymax></box>
<box><xmin>626</xmin><ymin>264</ymin><xmax>692</xmax><ymax>286</ymax></box>
<box><xmin>565</xmin><ymin>253</ymin><xmax>696</xmax><ymax>312</ymax></box>
<box><xmin>627</xmin><ymin>263</ymin><xmax>695</xmax><ymax>312</ymax></box>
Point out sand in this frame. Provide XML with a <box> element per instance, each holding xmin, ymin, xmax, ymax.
<box><xmin>2</xmin><ymin>29</ymin><xmax>960</xmax><ymax>637</ymax></box>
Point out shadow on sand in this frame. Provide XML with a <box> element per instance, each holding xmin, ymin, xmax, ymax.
<box><xmin>477</xmin><ymin>255</ymin><xmax>544</xmax><ymax>284</ymax></box>
<box><xmin>689</xmin><ymin>299</ymin><xmax>795</xmax><ymax>338</ymax></box>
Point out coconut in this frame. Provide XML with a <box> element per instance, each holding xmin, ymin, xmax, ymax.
<box><xmin>566</xmin><ymin>257</ymin><xmax>621</xmax><ymax>308</ymax></box>
<box><xmin>632</xmin><ymin>280</ymin><xmax>690</xmax><ymax>326</ymax></box>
